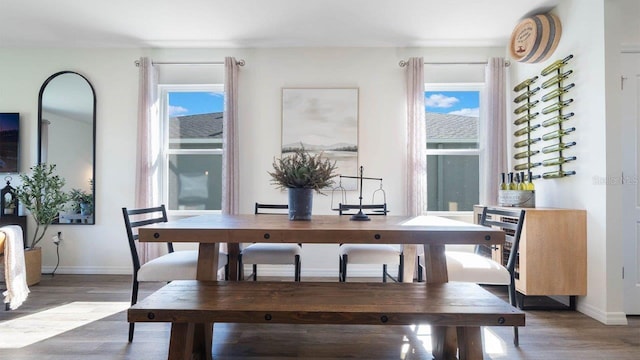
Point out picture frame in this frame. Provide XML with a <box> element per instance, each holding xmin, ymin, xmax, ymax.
<box><xmin>281</xmin><ymin>88</ymin><xmax>359</xmax><ymax>189</ymax></box>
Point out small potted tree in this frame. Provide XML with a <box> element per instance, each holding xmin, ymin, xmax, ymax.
<box><xmin>15</xmin><ymin>163</ymin><xmax>69</xmax><ymax>285</ymax></box>
<box><xmin>69</xmin><ymin>188</ymin><xmax>93</xmax><ymax>216</ymax></box>
<box><xmin>269</xmin><ymin>146</ymin><xmax>337</xmax><ymax>220</ymax></box>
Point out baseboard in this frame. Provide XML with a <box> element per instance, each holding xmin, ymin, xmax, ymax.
<box><xmin>41</xmin><ymin>265</ymin><xmax>396</xmax><ymax>279</ymax></box>
<box><xmin>41</xmin><ymin>266</ymin><xmax>132</xmax><ymax>275</ymax></box>
<box><xmin>578</xmin><ymin>302</ymin><xmax>629</xmax><ymax>325</ymax></box>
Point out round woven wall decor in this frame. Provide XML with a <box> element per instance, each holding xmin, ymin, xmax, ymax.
<box><xmin>510</xmin><ymin>13</ymin><xmax>562</xmax><ymax>64</ymax></box>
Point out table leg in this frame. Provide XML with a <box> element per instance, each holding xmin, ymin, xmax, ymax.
<box><xmin>422</xmin><ymin>244</ymin><xmax>448</xmax><ymax>283</ymax></box>
<box><xmin>197</xmin><ymin>243</ymin><xmax>220</xmax><ymax>281</ymax></box>
<box><xmin>168</xmin><ymin>323</ymin><xmax>194</xmax><ymax>360</ymax></box>
<box><xmin>402</xmin><ymin>244</ymin><xmax>417</xmax><ymax>283</ymax></box>
<box><xmin>227</xmin><ymin>243</ymin><xmax>241</xmax><ymax>281</ymax></box>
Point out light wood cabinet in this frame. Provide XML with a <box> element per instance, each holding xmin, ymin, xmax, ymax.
<box><xmin>474</xmin><ymin>205</ymin><xmax>587</xmax><ymax>297</ymax></box>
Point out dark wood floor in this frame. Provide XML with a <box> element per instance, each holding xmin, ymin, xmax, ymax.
<box><xmin>0</xmin><ymin>274</ymin><xmax>638</xmax><ymax>359</ymax></box>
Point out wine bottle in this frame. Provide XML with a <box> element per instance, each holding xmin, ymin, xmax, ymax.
<box><xmin>541</xmin><ymin>83</ymin><xmax>575</xmax><ymax>102</ymax></box>
<box><xmin>541</xmin><ymin>127</ymin><xmax>576</xmax><ymax>141</ymax></box>
<box><xmin>514</xmin><ymin>100</ymin><xmax>540</xmax><ymax>115</ymax></box>
<box><xmin>514</xmin><ymin>150</ymin><xmax>540</xmax><ymax>160</ymax></box>
<box><xmin>514</xmin><ymin>137</ymin><xmax>541</xmax><ymax>148</ymax></box>
<box><xmin>541</xmin><ymin>54</ymin><xmax>574</xmax><ymax>76</ymax></box>
<box><xmin>500</xmin><ymin>173</ymin><xmax>507</xmax><ymax>191</ymax></box>
<box><xmin>542</xmin><ymin>112</ymin><xmax>574</xmax><ymax>127</ymax></box>
<box><xmin>542</xmin><ymin>170</ymin><xmax>576</xmax><ymax>179</ymax></box>
<box><xmin>508</xmin><ymin>172</ymin><xmax>517</xmax><ymax>190</ymax></box>
<box><xmin>513</xmin><ymin>76</ymin><xmax>539</xmax><ymax>92</ymax></box>
<box><xmin>542</xmin><ymin>156</ymin><xmax>577</xmax><ymax>166</ymax></box>
<box><xmin>514</xmin><ymin>162</ymin><xmax>542</xmax><ymax>171</ymax></box>
<box><xmin>518</xmin><ymin>172</ymin><xmax>526</xmax><ymax>190</ymax></box>
<box><xmin>513</xmin><ymin>87</ymin><xmax>541</xmax><ymax>103</ymax></box>
<box><xmin>542</xmin><ymin>99</ymin><xmax>573</xmax><ymax>114</ymax></box>
<box><xmin>526</xmin><ymin>171</ymin><xmax>535</xmax><ymax>190</ymax></box>
<box><xmin>542</xmin><ymin>70</ymin><xmax>573</xmax><ymax>89</ymax></box>
<box><xmin>542</xmin><ymin>141</ymin><xmax>576</xmax><ymax>154</ymax></box>
<box><xmin>514</xmin><ymin>124</ymin><xmax>541</xmax><ymax>137</ymax></box>
<box><xmin>514</xmin><ymin>112</ymin><xmax>539</xmax><ymax>126</ymax></box>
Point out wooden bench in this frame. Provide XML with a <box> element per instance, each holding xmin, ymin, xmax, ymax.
<box><xmin>129</xmin><ymin>280</ymin><xmax>524</xmax><ymax>360</ymax></box>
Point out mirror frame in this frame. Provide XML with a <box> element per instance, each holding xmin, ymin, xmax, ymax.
<box><xmin>37</xmin><ymin>71</ymin><xmax>96</xmax><ymax>225</ymax></box>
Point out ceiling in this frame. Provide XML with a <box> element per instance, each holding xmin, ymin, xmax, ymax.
<box><xmin>0</xmin><ymin>0</ymin><xmax>559</xmax><ymax>48</ymax></box>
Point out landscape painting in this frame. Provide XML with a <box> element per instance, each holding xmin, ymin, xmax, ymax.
<box><xmin>282</xmin><ymin>88</ymin><xmax>358</xmax><ymax>189</ymax></box>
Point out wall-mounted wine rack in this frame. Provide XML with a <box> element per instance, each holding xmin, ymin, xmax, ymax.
<box><xmin>539</xmin><ymin>54</ymin><xmax>576</xmax><ymax>178</ymax></box>
<box><xmin>511</xmin><ymin>54</ymin><xmax>577</xmax><ymax>181</ymax></box>
<box><xmin>512</xmin><ymin>75</ymin><xmax>542</xmax><ymax>179</ymax></box>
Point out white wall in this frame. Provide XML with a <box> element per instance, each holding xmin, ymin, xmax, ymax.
<box><xmin>508</xmin><ymin>0</ymin><xmax>638</xmax><ymax>324</ymax></box>
<box><xmin>0</xmin><ymin>46</ymin><xmax>503</xmax><ymax>277</ymax></box>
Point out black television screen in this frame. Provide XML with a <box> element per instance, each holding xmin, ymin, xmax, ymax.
<box><xmin>0</xmin><ymin>113</ymin><xmax>19</xmax><ymax>173</ymax></box>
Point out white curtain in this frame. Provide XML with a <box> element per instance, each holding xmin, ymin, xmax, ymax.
<box><xmin>222</xmin><ymin>57</ymin><xmax>240</xmax><ymax>215</ymax></box>
<box><xmin>135</xmin><ymin>57</ymin><xmax>163</xmax><ymax>263</ymax></box>
<box><xmin>481</xmin><ymin>58</ymin><xmax>507</xmax><ymax>205</ymax></box>
<box><xmin>406</xmin><ymin>57</ymin><xmax>427</xmax><ymax>216</ymax></box>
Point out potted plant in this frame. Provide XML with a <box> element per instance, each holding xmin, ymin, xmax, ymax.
<box><xmin>15</xmin><ymin>164</ymin><xmax>69</xmax><ymax>285</ymax></box>
<box><xmin>69</xmin><ymin>188</ymin><xmax>93</xmax><ymax>215</ymax></box>
<box><xmin>268</xmin><ymin>146</ymin><xmax>337</xmax><ymax>220</ymax></box>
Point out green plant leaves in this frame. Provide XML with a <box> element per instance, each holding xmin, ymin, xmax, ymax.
<box><xmin>268</xmin><ymin>146</ymin><xmax>337</xmax><ymax>194</ymax></box>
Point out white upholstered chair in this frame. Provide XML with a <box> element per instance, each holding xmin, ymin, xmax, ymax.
<box><xmin>122</xmin><ymin>205</ymin><xmax>228</xmax><ymax>342</ymax></box>
<box><xmin>338</xmin><ymin>203</ymin><xmax>403</xmax><ymax>282</ymax></box>
<box><xmin>417</xmin><ymin>207</ymin><xmax>525</xmax><ymax>346</ymax></box>
<box><xmin>238</xmin><ymin>203</ymin><xmax>301</xmax><ymax>281</ymax></box>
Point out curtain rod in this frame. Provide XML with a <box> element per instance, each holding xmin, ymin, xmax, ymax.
<box><xmin>134</xmin><ymin>59</ymin><xmax>245</xmax><ymax>67</ymax></box>
<box><xmin>398</xmin><ymin>59</ymin><xmax>510</xmax><ymax>67</ymax></box>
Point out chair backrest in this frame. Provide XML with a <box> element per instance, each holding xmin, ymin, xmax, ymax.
<box><xmin>254</xmin><ymin>202</ymin><xmax>288</xmax><ymax>215</ymax></box>
<box><xmin>122</xmin><ymin>205</ymin><xmax>173</xmax><ymax>272</ymax></box>
<box><xmin>338</xmin><ymin>203</ymin><xmax>388</xmax><ymax>216</ymax></box>
<box><xmin>480</xmin><ymin>207</ymin><xmax>526</xmax><ymax>274</ymax></box>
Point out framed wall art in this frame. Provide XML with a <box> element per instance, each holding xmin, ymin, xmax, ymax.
<box><xmin>281</xmin><ymin>88</ymin><xmax>359</xmax><ymax>189</ymax></box>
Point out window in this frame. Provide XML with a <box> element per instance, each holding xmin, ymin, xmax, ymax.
<box><xmin>425</xmin><ymin>84</ymin><xmax>482</xmax><ymax>212</ymax></box>
<box><xmin>160</xmin><ymin>85</ymin><xmax>224</xmax><ymax>212</ymax></box>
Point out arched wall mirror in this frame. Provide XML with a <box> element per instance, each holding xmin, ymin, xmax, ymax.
<box><xmin>38</xmin><ymin>71</ymin><xmax>96</xmax><ymax>225</ymax></box>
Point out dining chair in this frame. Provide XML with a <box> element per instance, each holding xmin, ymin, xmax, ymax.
<box><xmin>122</xmin><ymin>205</ymin><xmax>228</xmax><ymax>342</ymax></box>
<box><xmin>417</xmin><ymin>207</ymin><xmax>525</xmax><ymax>346</ymax></box>
<box><xmin>337</xmin><ymin>203</ymin><xmax>403</xmax><ymax>282</ymax></box>
<box><xmin>238</xmin><ymin>203</ymin><xmax>302</xmax><ymax>281</ymax></box>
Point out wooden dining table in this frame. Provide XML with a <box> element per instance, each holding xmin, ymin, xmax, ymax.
<box><xmin>138</xmin><ymin>214</ymin><xmax>504</xmax><ymax>283</ymax></box>
<box><xmin>136</xmin><ymin>214</ymin><xmax>509</xmax><ymax>360</ymax></box>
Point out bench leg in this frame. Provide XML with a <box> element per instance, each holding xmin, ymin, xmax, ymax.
<box><xmin>168</xmin><ymin>322</ymin><xmax>213</xmax><ymax>360</ymax></box>
<box><xmin>456</xmin><ymin>326</ymin><xmax>483</xmax><ymax>360</ymax></box>
<box><xmin>168</xmin><ymin>323</ymin><xmax>194</xmax><ymax>360</ymax></box>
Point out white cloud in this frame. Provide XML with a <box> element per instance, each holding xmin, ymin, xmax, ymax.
<box><xmin>449</xmin><ymin>107</ymin><xmax>479</xmax><ymax>117</ymax></box>
<box><xmin>169</xmin><ymin>105</ymin><xmax>189</xmax><ymax>116</ymax></box>
<box><xmin>425</xmin><ymin>94</ymin><xmax>459</xmax><ymax>108</ymax></box>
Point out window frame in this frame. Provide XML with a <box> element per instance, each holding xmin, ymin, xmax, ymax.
<box><xmin>159</xmin><ymin>84</ymin><xmax>224</xmax><ymax>216</ymax></box>
<box><xmin>425</xmin><ymin>82</ymin><xmax>484</xmax><ymax>215</ymax></box>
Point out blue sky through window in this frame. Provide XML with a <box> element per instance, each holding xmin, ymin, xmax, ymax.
<box><xmin>425</xmin><ymin>91</ymin><xmax>479</xmax><ymax>117</ymax></box>
<box><xmin>168</xmin><ymin>91</ymin><xmax>224</xmax><ymax>117</ymax></box>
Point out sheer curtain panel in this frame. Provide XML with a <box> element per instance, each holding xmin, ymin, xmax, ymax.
<box><xmin>222</xmin><ymin>57</ymin><xmax>240</xmax><ymax>215</ymax></box>
<box><xmin>135</xmin><ymin>57</ymin><xmax>163</xmax><ymax>263</ymax></box>
<box><xmin>481</xmin><ymin>58</ymin><xmax>507</xmax><ymax>205</ymax></box>
<box><xmin>406</xmin><ymin>57</ymin><xmax>427</xmax><ymax>217</ymax></box>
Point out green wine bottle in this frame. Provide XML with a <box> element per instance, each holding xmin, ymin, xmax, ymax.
<box><xmin>514</xmin><ymin>87</ymin><xmax>541</xmax><ymax>103</ymax></box>
<box><xmin>541</xmin><ymin>83</ymin><xmax>575</xmax><ymax>102</ymax></box>
<box><xmin>514</xmin><ymin>100</ymin><xmax>540</xmax><ymax>115</ymax></box>
<box><xmin>541</xmin><ymin>127</ymin><xmax>576</xmax><ymax>141</ymax></box>
<box><xmin>542</xmin><ymin>70</ymin><xmax>573</xmax><ymax>89</ymax></box>
<box><xmin>513</xmin><ymin>76</ymin><xmax>539</xmax><ymax>92</ymax></box>
<box><xmin>542</xmin><ymin>112</ymin><xmax>574</xmax><ymax>127</ymax></box>
<box><xmin>541</xmin><ymin>54</ymin><xmax>574</xmax><ymax>76</ymax></box>
<box><xmin>514</xmin><ymin>124</ymin><xmax>541</xmax><ymax>136</ymax></box>
<box><xmin>542</xmin><ymin>141</ymin><xmax>576</xmax><ymax>154</ymax></box>
<box><xmin>514</xmin><ymin>150</ymin><xmax>540</xmax><ymax>160</ymax></box>
<box><xmin>542</xmin><ymin>170</ymin><xmax>576</xmax><ymax>179</ymax></box>
<box><xmin>542</xmin><ymin>99</ymin><xmax>573</xmax><ymax>115</ymax></box>
<box><xmin>514</xmin><ymin>162</ymin><xmax>542</xmax><ymax>171</ymax></box>
<box><xmin>514</xmin><ymin>137</ymin><xmax>542</xmax><ymax>148</ymax></box>
<box><xmin>500</xmin><ymin>173</ymin><xmax>507</xmax><ymax>191</ymax></box>
<box><xmin>514</xmin><ymin>112</ymin><xmax>539</xmax><ymax>126</ymax></box>
<box><xmin>526</xmin><ymin>171</ymin><xmax>535</xmax><ymax>190</ymax></box>
<box><xmin>542</xmin><ymin>156</ymin><xmax>577</xmax><ymax>166</ymax></box>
